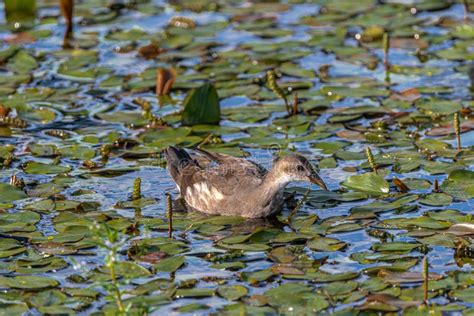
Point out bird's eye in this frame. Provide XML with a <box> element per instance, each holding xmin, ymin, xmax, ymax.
<box><xmin>297</xmin><ymin>165</ymin><xmax>305</xmax><ymax>172</ymax></box>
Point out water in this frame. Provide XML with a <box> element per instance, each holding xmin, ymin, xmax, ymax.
<box><xmin>0</xmin><ymin>1</ymin><xmax>473</xmax><ymax>314</ymax></box>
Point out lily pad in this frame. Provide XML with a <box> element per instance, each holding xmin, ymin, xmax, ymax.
<box><xmin>441</xmin><ymin>169</ymin><xmax>474</xmax><ymax>200</ymax></box>
<box><xmin>0</xmin><ymin>183</ymin><xmax>27</xmax><ymax>203</ymax></box>
<box><xmin>342</xmin><ymin>173</ymin><xmax>390</xmax><ymax>196</ymax></box>
<box><xmin>23</xmin><ymin>162</ymin><xmax>71</xmax><ymax>174</ymax></box>
<box><xmin>217</xmin><ymin>285</ymin><xmax>248</xmax><ymax>301</ymax></box>
<box><xmin>0</xmin><ymin>275</ymin><xmax>58</xmax><ymax>290</ymax></box>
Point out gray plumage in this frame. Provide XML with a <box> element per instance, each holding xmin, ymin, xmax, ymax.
<box><xmin>164</xmin><ymin>146</ymin><xmax>328</xmax><ymax>218</ymax></box>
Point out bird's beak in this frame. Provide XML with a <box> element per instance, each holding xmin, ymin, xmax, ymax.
<box><xmin>309</xmin><ymin>174</ymin><xmax>328</xmax><ymax>190</ymax></box>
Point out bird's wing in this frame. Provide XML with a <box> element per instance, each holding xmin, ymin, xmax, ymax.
<box><xmin>194</xmin><ymin>148</ymin><xmax>267</xmax><ymax>177</ymax></box>
<box><xmin>165</xmin><ymin>147</ymin><xmax>264</xmax><ymax>198</ymax></box>
<box><xmin>185</xmin><ymin>166</ymin><xmax>262</xmax><ymax>197</ymax></box>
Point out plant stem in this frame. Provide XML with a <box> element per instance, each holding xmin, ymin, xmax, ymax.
<box><xmin>132</xmin><ymin>177</ymin><xmax>141</xmax><ymax>200</ymax></box>
<box><xmin>383</xmin><ymin>32</ymin><xmax>390</xmax><ymax>84</ymax></box>
<box><xmin>60</xmin><ymin>0</ymin><xmax>74</xmax><ymax>47</ymax></box>
<box><xmin>433</xmin><ymin>179</ymin><xmax>439</xmax><ymax>193</ymax></box>
<box><xmin>292</xmin><ymin>93</ymin><xmax>298</xmax><ymax>116</ymax></box>
<box><xmin>288</xmin><ymin>189</ymin><xmax>310</xmax><ymax>229</ymax></box>
<box><xmin>366</xmin><ymin>147</ymin><xmax>377</xmax><ymax>174</ymax></box>
<box><xmin>454</xmin><ymin>112</ymin><xmax>461</xmax><ymax>151</ymax></box>
<box><xmin>423</xmin><ymin>255</ymin><xmax>429</xmax><ymax>304</ymax></box>
<box><xmin>166</xmin><ymin>193</ymin><xmax>173</xmax><ymax>238</ymax></box>
<box><xmin>463</xmin><ymin>0</ymin><xmax>469</xmax><ymax>21</ymax></box>
<box><xmin>197</xmin><ymin>133</ymin><xmax>213</xmax><ymax>148</ymax></box>
<box><xmin>266</xmin><ymin>70</ymin><xmax>290</xmax><ymax>115</ymax></box>
<box><xmin>109</xmin><ymin>254</ymin><xmax>125</xmax><ymax>313</ymax></box>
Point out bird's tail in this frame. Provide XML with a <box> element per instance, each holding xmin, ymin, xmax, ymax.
<box><xmin>163</xmin><ymin>146</ymin><xmax>196</xmax><ymax>179</ymax></box>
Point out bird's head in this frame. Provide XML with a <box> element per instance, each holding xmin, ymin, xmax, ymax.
<box><xmin>272</xmin><ymin>155</ymin><xmax>328</xmax><ymax>190</ymax></box>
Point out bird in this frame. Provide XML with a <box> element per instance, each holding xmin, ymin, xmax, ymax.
<box><xmin>163</xmin><ymin>146</ymin><xmax>328</xmax><ymax>219</ymax></box>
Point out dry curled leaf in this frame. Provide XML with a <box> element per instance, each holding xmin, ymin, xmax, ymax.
<box><xmin>336</xmin><ymin>129</ymin><xmax>365</xmax><ymax>141</ymax></box>
<box><xmin>134</xmin><ymin>251</ymin><xmax>168</xmax><ymax>264</ymax></box>
<box><xmin>4</xmin><ymin>32</ymin><xmax>37</xmax><ymax>45</ymax></box>
<box><xmin>60</xmin><ymin>0</ymin><xmax>74</xmax><ymax>27</ymax></box>
<box><xmin>378</xmin><ymin>270</ymin><xmax>442</xmax><ymax>284</ymax></box>
<box><xmin>447</xmin><ymin>223</ymin><xmax>474</xmax><ymax>236</ymax></box>
<box><xmin>426</xmin><ymin>119</ymin><xmax>474</xmax><ymax>136</ymax></box>
<box><xmin>0</xmin><ymin>105</ymin><xmax>11</xmax><ymax>118</ymax></box>
<box><xmin>138</xmin><ymin>43</ymin><xmax>164</xmax><ymax>60</ymax></box>
<box><xmin>60</xmin><ymin>0</ymin><xmax>74</xmax><ymax>47</ymax></box>
<box><xmin>365</xmin><ymin>294</ymin><xmax>421</xmax><ymax>309</ymax></box>
<box><xmin>390</xmin><ymin>37</ymin><xmax>428</xmax><ymax>50</ymax></box>
<box><xmin>271</xmin><ymin>264</ymin><xmax>304</xmax><ymax>275</ymax></box>
<box><xmin>393</xmin><ymin>177</ymin><xmax>409</xmax><ymax>193</ymax></box>
<box><xmin>156</xmin><ymin>68</ymin><xmax>176</xmax><ymax>96</ymax></box>
<box><xmin>390</xmin><ymin>88</ymin><xmax>421</xmax><ymax>102</ymax></box>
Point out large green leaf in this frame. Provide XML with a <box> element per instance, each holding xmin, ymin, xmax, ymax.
<box><xmin>182</xmin><ymin>83</ymin><xmax>220</xmax><ymax>126</ymax></box>
<box><xmin>0</xmin><ymin>183</ymin><xmax>27</xmax><ymax>203</ymax></box>
<box><xmin>441</xmin><ymin>169</ymin><xmax>474</xmax><ymax>200</ymax></box>
<box><xmin>154</xmin><ymin>256</ymin><xmax>185</xmax><ymax>273</ymax></box>
<box><xmin>217</xmin><ymin>285</ymin><xmax>248</xmax><ymax>301</ymax></box>
<box><xmin>23</xmin><ymin>162</ymin><xmax>71</xmax><ymax>174</ymax></box>
<box><xmin>0</xmin><ymin>275</ymin><xmax>58</xmax><ymax>290</ymax></box>
<box><xmin>342</xmin><ymin>173</ymin><xmax>390</xmax><ymax>196</ymax></box>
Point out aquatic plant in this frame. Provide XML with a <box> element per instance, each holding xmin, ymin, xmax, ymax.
<box><xmin>0</xmin><ymin>1</ymin><xmax>472</xmax><ymax>314</ymax></box>
<box><xmin>166</xmin><ymin>193</ymin><xmax>173</xmax><ymax>238</ymax></box>
<box><xmin>454</xmin><ymin>112</ymin><xmax>461</xmax><ymax>151</ymax></box>
<box><xmin>365</xmin><ymin>147</ymin><xmax>377</xmax><ymax>174</ymax></box>
<box><xmin>132</xmin><ymin>177</ymin><xmax>141</xmax><ymax>200</ymax></box>
<box><xmin>266</xmin><ymin>69</ymin><xmax>290</xmax><ymax>115</ymax></box>
<box><xmin>91</xmin><ymin>223</ymin><xmax>130</xmax><ymax>314</ymax></box>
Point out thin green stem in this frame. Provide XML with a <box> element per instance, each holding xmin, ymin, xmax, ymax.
<box><xmin>383</xmin><ymin>32</ymin><xmax>390</xmax><ymax>84</ymax></box>
<box><xmin>166</xmin><ymin>193</ymin><xmax>173</xmax><ymax>238</ymax></box>
<box><xmin>366</xmin><ymin>147</ymin><xmax>377</xmax><ymax>174</ymax></box>
<box><xmin>423</xmin><ymin>255</ymin><xmax>429</xmax><ymax>304</ymax></box>
<box><xmin>454</xmin><ymin>112</ymin><xmax>461</xmax><ymax>151</ymax></box>
<box><xmin>109</xmin><ymin>254</ymin><xmax>125</xmax><ymax>313</ymax></box>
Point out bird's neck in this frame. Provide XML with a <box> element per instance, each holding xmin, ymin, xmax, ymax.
<box><xmin>259</xmin><ymin>170</ymin><xmax>292</xmax><ymax>203</ymax></box>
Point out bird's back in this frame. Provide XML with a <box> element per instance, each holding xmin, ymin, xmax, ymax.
<box><xmin>164</xmin><ymin>147</ymin><xmax>267</xmax><ymax>216</ymax></box>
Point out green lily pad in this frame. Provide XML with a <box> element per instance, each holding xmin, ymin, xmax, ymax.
<box><xmin>441</xmin><ymin>169</ymin><xmax>474</xmax><ymax>200</ymax></box>
<box><xmin>419</xmin><ymin>193</ymin><xmax>453</xmax><ymax>206</ymax></box>
<box><xmin>23</xmin><ymin>162</ymin><xmax>71</xmax><ymax>174</ymax></box>
<box><xmin>0</xmin><ymin>275</ymin><xmax>58</xmax><ymax>290</ymax></box>
<box><xmin>0</xmin><ymin>183</ymin><xmax>27</xmax><ymax>203</ymax></box>
<box><xmin>342</xmin><ymin>173</ymin><xmax>390</xmax><ymax>196</ymax></box>
<box><xmin>217</xmin><ymin>285</ymin><xmax>248</xmax><ymax>301</ymax></box>
<box><xmin>372</xmin><ymin>242</ymin><xmax>419</xmax><ymax>253</ymax></box>
<box><xmin>154</xmin><ymin>255</ymin><xmax>185</xmax><ymax>273</ymax></box>
<box><xmin>307</xmin><ymin>237</ymin><xmax>347</xmax><ymax>252</ymax></box>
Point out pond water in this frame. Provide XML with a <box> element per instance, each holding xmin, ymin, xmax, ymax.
<box><xmin>0</xmin><ymin>0</ymin><xmax>473</xmax><ymax>315</ymax></box>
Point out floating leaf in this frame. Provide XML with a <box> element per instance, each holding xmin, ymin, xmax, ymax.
<box><xmin>154</xmin><ymin>255</ymin><xmax>185</xmax><ymax>273</ymax></box>
<box><xmin>182</xmin><ymin>83</ymin><xmax>220</xmax><ymax>126</ymax></box>
<box><xmin>419</xmin><ymin>193</ymin><xmax>453</xmax><ymax>206</ymax></box>
<box><xmin>343</xmin><ymin>173</ymin><xmax>390</xmax><ymax>196</ymax></box>
<box><xmin>307</xmin><ymin>237</ymin><xmax>347</xmax><ymax>252</ymax></box>
<box><xmin>0</xmin><ymin>183</ymin><xmax>27</xmax><ymax>203</ymax></box>
<box><xmin>0</xmin><ymin>275</ymin><xmax>58</xmax><ymax>290</ymax></box>
<box><xmin>217</xmin><ymin>285</ymin><xmax>248</xmax><ymax>301</ymax></box>
<box><xmin>23</xmin><ymin>161</ymin><xmax>71</xmax><ymax>174</ymax></box>
<box><xmin>441</xmin><ymin>169</ymin><xmax>474</xmax><ymax>200</ymax></box>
